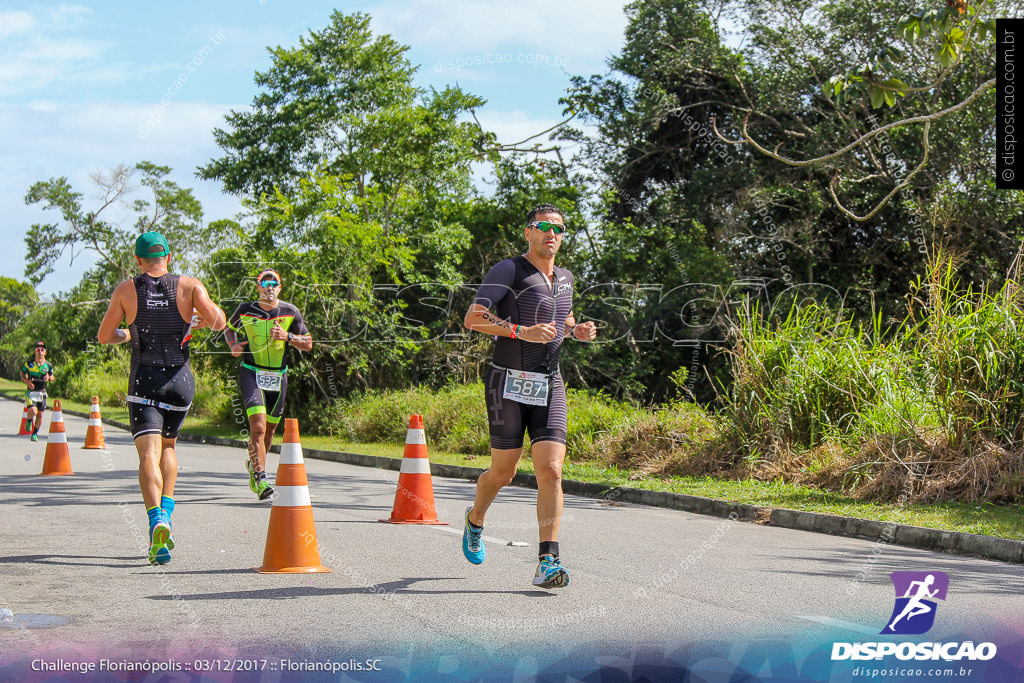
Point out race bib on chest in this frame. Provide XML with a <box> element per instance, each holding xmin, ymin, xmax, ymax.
<box><xmin>502</xmin><ymin>369</ymin><xmax>550</xmax><ymax>406</ymax></box>
<box><xmin>255</xmin><ymin>369</ymin><xmax>283</xmax><ymax>392</ymax></box>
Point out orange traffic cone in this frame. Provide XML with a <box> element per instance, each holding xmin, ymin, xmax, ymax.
<box><xmin>17</xmin><ymin>401</ymin><xmax>32</xmax><ymax>436</ymax></box>
<box><xmin>254</xmin><ymin>419</ymin><xmax>331</xmax><ymax>573</ymax></box>
<box><xmin>40</xmin><ymin>399</ymin><xmax>73</xmax><ymax>476</ymax></box>
<box><xmin>379</xmin><ymin>414</ymin><xmax>447</xmax><ymax>525</ymax></box>
<box><xmin>82</xmin><ymin>396</ymin><xmax>106</xmax><ymax>449</ymax></box>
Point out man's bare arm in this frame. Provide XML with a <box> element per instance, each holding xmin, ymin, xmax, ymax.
<box><xmin>97</xmin><ymin>282</ymin><xmax>131</xmax><ymax>345</ymax></box>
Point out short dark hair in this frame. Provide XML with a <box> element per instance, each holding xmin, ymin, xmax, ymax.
<box><xmin>527</xmin><ymin>204</ymin><xmax>564</xmax><ymax>224</ymax></box>
<box><xmin>140</xmin><ymin>255</ymin><xmax>168</xmax><ymax>267</ymax></box>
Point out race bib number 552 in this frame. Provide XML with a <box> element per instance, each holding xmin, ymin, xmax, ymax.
<box><xmin>502</xmin><ymin>369</ymin><xmax>550</xmax><ymax>407</ymax></box>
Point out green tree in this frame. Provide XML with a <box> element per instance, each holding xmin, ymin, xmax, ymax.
<box><xmin>560</xmin><ymin>0</ymin><xmax>745</xmax><ymax>400</ymax></box>
<box><xmin>0</xmin><ymin>277</ymin><xmax>36</xmax><ymax>339</ymax></box>
<box><xmin>198</xmin><ymin>10</ymin><xmax>484</xmax><ymax>205</ymax></box>
<box><xmin>566</xmin><ymin>0</ymin><xmax>1023</xmax><ymax>361</ymax></box>
<box><xmin>195</xmin><ymin>9</ymin><xmax>511</xmax><ymax>406</ymax></box>
<box><xmin>24</xmin><ymin>162</ymin><xmax>217</xmax><ymax>285</ymax></box>
<box><xmin>720</xmin><ymin>0</ymin><xmax>1004</xmax><ymax>220</ymax></box>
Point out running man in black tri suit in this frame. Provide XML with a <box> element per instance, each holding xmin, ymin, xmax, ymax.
<box><xmin>461</xmin><ymin>204</ymin><xmax>597</xmax><ymax>588</ymax></box>
<box><xmin>98</xmin><ymin>232</ymin><xmax>226</xmax><ymax>565</ymax></box>
<box><xmin>224</xmin><ymin>269</ymin><xmax>313</xmax><ymax>500</ymax></box>
<box><xmin>20</xmin><ymin>341</ymin><xmax>55</xmax><ymax>441</ymax></box>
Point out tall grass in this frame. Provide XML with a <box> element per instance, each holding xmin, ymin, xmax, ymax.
<box><xmin>720</xmin><ymin>254</ymin><xmax>1024</xmax><ymax>503</ymax></box>
<box><xmin>319</xmin><ymin>382</ymin><xmax>664</xmax><ymax>461</ymax></box>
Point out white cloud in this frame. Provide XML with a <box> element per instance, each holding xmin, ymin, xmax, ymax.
<box><xmin>40</xmin><ymin>3</ymin><xmax>93</xmax><ymax>30</ymax></box>
<box><xmin>0</xmin><ymin>101</ymin><xmax>244</xmax><ymax>294</ymax></box>
<box><xmin>0</xmin><ymin>10</ymin><xmax>36</xmax><ymax>38</ymax></box>
<box><xmin>27</xmin><ymin>100</ymin><xmax>57</xmax><ymax>112</ymax></box>
<box><xmin>0</xmin><ymin>5</ymin><xmax>147</xmax><ymax>96</ymax></box>
<box><xmin>373</xmin><ymin>0</ymin><xmax>628</xmax><ymax>70</ymax></box>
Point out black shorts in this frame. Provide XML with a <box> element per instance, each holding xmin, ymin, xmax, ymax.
<box><xmin>238</xmin><ymin>367</ymin><xmax>288</xmax><ymax>424</ymax></box>
<box><xmin>128</xmin><ymin>364</ymin><xmax>195</xmax><ymax>439</ymax></box>
<box><xmin>25</xmin><ymin>391</ymin><xmax>47</xmax><ymax>412</ymax></box>
<box><xmin>484</xmin><ymin>365</ymin><xmax>568</xmax><ymax>450</ymax></box>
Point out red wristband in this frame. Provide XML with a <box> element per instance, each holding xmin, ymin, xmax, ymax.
<box><xmin>510</xmin><ymin>324</ymin><xmax>518</xmax><ymax>340</ymax></box>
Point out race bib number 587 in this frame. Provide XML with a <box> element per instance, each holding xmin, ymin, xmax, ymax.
<box><xmin>502</xmin><ymin>369</ymin><xmax>550</xmax><ymax>407</ymax></box>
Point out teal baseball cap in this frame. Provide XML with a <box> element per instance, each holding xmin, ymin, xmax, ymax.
<box><xmin>135</xmin><ymin>232</ymin><xmax>170</xmax><ymax>258</ymax></box>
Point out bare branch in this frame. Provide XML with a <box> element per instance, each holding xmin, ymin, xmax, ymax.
<box><xmin>712</xmin><ymin>78</ymin><xmax>993</xmax><ymax>167</ymax></box>
<box><xmin>489</xmin><ymin>113</ymin><xmax>578</xmax><ymax>149</ymax></box>
<box><xmin>828</xmin><ymin>121</ymin><xmax>932</xmax><ymax>222</ymax></box>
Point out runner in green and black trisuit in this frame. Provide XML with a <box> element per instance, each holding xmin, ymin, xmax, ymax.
<box><xmin>20</xmin><ymin>341</ymin><xmax>55</xmax><ymax>441</ymax></box>
<box><xmin>224</xmin><ymin>269</ymin><xmax>313</xmax><ymax>500</ymax></box>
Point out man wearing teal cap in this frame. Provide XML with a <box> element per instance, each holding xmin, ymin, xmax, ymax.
<box><xmin>98</xmin><ymin>231</ymin><xmax>226</xmax><ymax>565</ymax></box>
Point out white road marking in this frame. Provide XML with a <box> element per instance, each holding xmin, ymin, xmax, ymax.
<box><xmin>796</xmin><ymin>615</ymin><xmax>879</xmax><ymax>635</ymax></box>
<box><xmin>430</xmin><ymin>525</ymin><xmax>528</xmax><ymax>547</ymax></box>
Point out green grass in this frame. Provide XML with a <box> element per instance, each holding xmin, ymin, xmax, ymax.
<box><xmin>4</xmin><ymin>376</ymin><xmax>1022</xmax><ymax>541</ymax></box>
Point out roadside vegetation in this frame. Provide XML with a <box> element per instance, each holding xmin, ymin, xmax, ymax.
<box><xmin>3</xmin><ymin>2</ymin><xmax>1021</xmax><ymax>539</ymax></box>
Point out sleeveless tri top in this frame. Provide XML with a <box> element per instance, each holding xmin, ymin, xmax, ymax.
<box><xmin>129</xmin><ymin>273</ymin><xmax>191</xmax><ymax>366</ymax></box>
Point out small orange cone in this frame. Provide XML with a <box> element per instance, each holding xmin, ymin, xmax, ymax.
<box><xmin>254</xmin><ymin>419</ymin><xmax>331</xmax><ymax>573</ymax></box>
<box><xmin>82</xmin><ymin>396</ymin><xmax>106</xmax><ymax>449</ymax></box>
<box><xmin>17</xmin><ymin>401</ymin><xmax>32</xmax><ymax>436</ymax></box>
<box><xmin>379</xmin><ymin>414</ymin><xmax>447</xmax><ymax>525</ymax></box>
<box><xmin>40</xmin><ymin>399</ymin><xmax>73</xmax><ymax>476</ymax></box>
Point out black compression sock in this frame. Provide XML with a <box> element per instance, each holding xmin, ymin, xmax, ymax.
<box><xmin>539</xmin><ymin>541</ymin><xmax>559</xmax><ymax>560</ymax></box>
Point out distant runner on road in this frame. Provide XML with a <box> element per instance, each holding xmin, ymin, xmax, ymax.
<box><xmin>20</xmin><ymin>341</ymin><xmax>55</xmax><ymax>442</ymax></box>
<box><xmin>224</xmin><ymin>269</ymin><xmax>312</xmax><ymax>501</ymax></box>
<box><xmin>461</xmin><ymin>203</ymin><xmax>597</xmax><ymax>589</ymax></box>
<box><xmin>97</xmin><ymin>231</ymin><xmax>226</xmax><ymax>565</ymax></box>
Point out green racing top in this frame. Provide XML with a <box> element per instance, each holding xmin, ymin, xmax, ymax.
<box><xmin>21</xmin><ymin>360</ymin><xmax>55</xmax><ymax>393</ymax></box>
<box><xmin>227</xmin><ymin>300</ymin><xmax>308</xmax><ymax>372</ymax></box>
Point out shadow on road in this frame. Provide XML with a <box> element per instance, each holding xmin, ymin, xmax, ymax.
<box><xmin>0</xmin><ymin>553</ymin><xmax>140</xmax><ymax>568</ymax></box>
<box><xmin>146</xmin><ymin>576</ymin><xmax>556</xmax><ymax>601</ymax></box>
<box><xmin>761</xmin><ymin>546</ymin><xmax>1024</xmax><ymax>595</ymax></box>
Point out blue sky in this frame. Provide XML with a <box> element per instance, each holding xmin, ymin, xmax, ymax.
<box><xmin>0</xmin><ymin>1</ymin><xmax>630</xmax><ymax>294</ymax></box>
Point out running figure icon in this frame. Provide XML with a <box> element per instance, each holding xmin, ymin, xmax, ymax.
<box><xmin>888</xmin><ymin>574</ymin><xmax>938</xmax><ymax>631</ymax></box>
<box><xmin>881</xmin><ymin>571</ymin><xmax>949</xmax><ymax>635</ymax></box>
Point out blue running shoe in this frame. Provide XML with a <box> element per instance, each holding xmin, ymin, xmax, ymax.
<box><xmin>163</xmin><ymin>513</ymin><xmax>175</xmax><ymax>551</ymax></box>
<box><xmin>149</xmin><ymin>516</ymin><xmax>171</xmax><ymax>565</ymax></box>
<box><xmin>462</xmin><ymin>506</ymin><xmax>485</xmax><ymax>564</ymax></box>
<box><xmin>161</xmin><ymin>498</ymin><xmax>175</xmax><ymax>551</ymax></box>
<box><xmin>532</xmin><ymin>554</ymin><xmax>569</xmax><ymax>589</ymax></box>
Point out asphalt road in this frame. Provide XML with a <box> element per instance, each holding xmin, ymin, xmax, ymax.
<box><xmin>2</xmin><ymin>399</ymin><xmax>1023</xmax><ymax>682</ymax></box>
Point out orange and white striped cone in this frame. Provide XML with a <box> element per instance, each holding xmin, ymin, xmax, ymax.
<box><xmin>82</xmin><ymin>396</ymin><xmax>106</xmax><ymax>449</ymax></box>
<box><xmin>17</xmin><ymin>401</ymin><xmax>32</xmax><ymax>436</ymax></box>
<box><xmin>40</xmin><ymin>399</ymin><xmax>73</xmax><ymax>476</ymax></box>
<box><xmin>254</xmin><ymin>419</ymin><xmax>331</xmax><ymax>574</ymax></box>
<box><xmin>379</xmin><ymin>414</ymin><xmax>447</xmax><ymax>525</ymax></box>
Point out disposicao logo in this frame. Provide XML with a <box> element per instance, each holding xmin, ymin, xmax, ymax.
<box><xmin>881</xmin><ymin>571</ymin><xmax>948</xmax><ymax>635</ymax></box>
<box><xmin>831</xmin><ymin>570</ymin><xmax>997</xmax><ymax>662</ymax></box>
